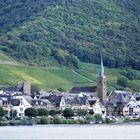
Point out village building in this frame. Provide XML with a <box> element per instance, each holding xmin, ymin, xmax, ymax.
<box><xmin>66</xmin><ymin>93</ymin><xmax>90</xmax><ymax>110</ymax></box>
<box><xmin>31</xmin><ymin>98</ymin><xmax>54</xmax><ymax>110</ymax></box>
<box><xmin>17</xmin><ymin>81</ymin><xmax>31</xmax><ymax>95</ymax></box>
<box><xmin>106</xmin><ymin>90</ymin><xmax>133</xmax><ymax>116</ymax></box>
<box><xmin>11</xmin><ymin>95</ymin><xmax>32</xmax><ymax>117</ymax></box>
<box><xmin>88</xmin><ymin>98</ymin><xmax>106</xmax><ymax>117</ymax></box>
<box><xmin>127</xmin><ymin>96</ymin><xmax>140</xmax><ymax>116</ymax></box>
<box><xmin>0</xmin><ymin>91</ymin><xmax>32</xmax><ymax>117</ymax></box>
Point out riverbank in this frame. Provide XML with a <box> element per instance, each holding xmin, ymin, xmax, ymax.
<box><xmin>0</xmin><ymin>117</ymin><xmax>140</xmax><ymax>126</ymax></box>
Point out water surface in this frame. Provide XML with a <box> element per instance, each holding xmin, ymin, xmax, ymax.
<box><xmin>0</xmin><ymin>124</ymin><xmax>140</xmax><ymax>139</ymax></box>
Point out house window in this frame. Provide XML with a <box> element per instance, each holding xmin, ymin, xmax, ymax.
<box><xmin>62</xmin><ymin>102</ymin><xmax>65</xmax><ymax>105</ymax></box>
<box><xmin>20</xmin><ymin>108</ymin><xmax>23</xmax><ymax>112</ymax></box>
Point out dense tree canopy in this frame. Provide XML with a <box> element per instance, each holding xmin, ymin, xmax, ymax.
<box><xmin>37</xmin><ymin>108</ymin><xmax>48</xmax><ymax>116</ymax></box>
<box><xmin>63</xmin><ymin>108</ymin><xmax>74</xmax><ymax>118</ymax></box>
<box><xmin>0</xmin><ymin>0</ymin><xmax>140</xmax><ymax>69</ymax></box>
<box><xmin>25</xmin><ymin>107</ymin><xmax>38</xmax><ymax>117</ymax></box>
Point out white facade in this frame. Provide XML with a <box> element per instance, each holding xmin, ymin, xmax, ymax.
<box><xmin>127</xmin><ymin>96</ymin><xmax>140</xmax><ymax>115</ymax></box>
<box><xmin>92</xmin><ymin>99</ymin><xmax>106</xmax><ymax>117</ymax></box>
<box><xmin>59</xmin><ymin>97</ymin><xmax>66</xmax><ymax>110</ymax></box>
<box><xmin>12</xmin><ymin>96</ymin><xmax>32</xmax><ymax>117</ymax></box>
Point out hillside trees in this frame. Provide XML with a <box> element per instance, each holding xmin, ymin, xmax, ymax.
<box><xmin>117</xmin><ymin>76</ymin><xmax>128</xmax><ymax>88</ymax></box>
<box><xmin>0</xmin><ymin>0</ymin><xmax>140</xmax><ymax>69</ymax></box>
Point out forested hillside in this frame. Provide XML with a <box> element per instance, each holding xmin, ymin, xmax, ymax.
<box><xmin>0</xmin><ymin>0</ymin><xmax>140</xmax><ymax>69</ymax></box>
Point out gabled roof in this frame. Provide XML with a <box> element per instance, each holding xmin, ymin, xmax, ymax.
<box><xmin>41</xmin><ymin>94</ymin><xmax>63</xmax><ymax>107</ymax></box>
<box><xmin>117</xmin><ymin>93</ymin><xmax>126</xmax><ymax>103</ymax></box>
<box><xmin>69</xmin><ymin>86</ymin><xmax>97</xmax><ymax>93</ymax></box>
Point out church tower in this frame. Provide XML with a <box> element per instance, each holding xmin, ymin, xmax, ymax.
<box><xmin>97</xmin><ymin>56</ymin><xmax>107</xmax><ymax>103</ymax></box>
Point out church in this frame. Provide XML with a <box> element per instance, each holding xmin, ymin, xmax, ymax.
<box><xmin>69</xmin><ymin>56</ymin><xmax>107</xmax><ymax>116</ymax></box>
<box><xmin>70</xmin><ymin>56</ymin><xmax>107</xmax><ymax>104</ymax></box>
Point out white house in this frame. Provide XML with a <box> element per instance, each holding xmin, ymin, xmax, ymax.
<box><xmin>11</xmin><ymin>96</ymin><xmax>32</xmax><ymax>117</ymax></box>
<box><xmin>127</xmin><ymin>96</ymin><xmax>140</xmax><ymax>116</ymax></box>
<box><xmin>88</xmin><ymin>98</ymin><xmax>106</xmax><ymax>117</ymax></box>
<box><xmin>93</xmin><ymin>99</ymin><xmax>106</xmax><ymax>117</ymax></box>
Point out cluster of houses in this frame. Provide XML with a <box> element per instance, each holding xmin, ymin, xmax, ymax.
<box><xmin>0</xmin><ymin>58</ymin><xmax>140</xmax><ymax>119</ymax></box>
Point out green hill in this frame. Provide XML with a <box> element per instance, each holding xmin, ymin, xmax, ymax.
<box><xmin>0</xmin><ymin>0</ymin><xmax>140</xmax><ymax>69</ymax></box>
<box><xmin>0</xmin><ymin>62</ymin><xmax>140</xmax><ymax>92</ymax></box>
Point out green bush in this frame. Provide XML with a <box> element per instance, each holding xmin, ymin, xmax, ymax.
<box><xmin>67</xmin><ymin>120</ymin><xmax>80</xmax><ymax>124</ymax></box>
<box><xmin>25</xmin><ymin>108</ymin><xmax>38</xmax><ymax>118</ymax></box>
<box><xmin>37</xmin><ymin>108</ymin><xmax>48</xmax><ymax>116</ymax></box>
<box><xmin>78</xmin><ymin>119</ymin><xmax>86</xmax><ymax>124</ymax></box>
<box><xmin>105</xmin><ymin>117</ymin><xmax>114</xmax><ymax>124</ymax></box>
<box><xmin>49</xmin><ymin>110</ymin><xmax>59</xmax><ymax>116</ymax></box>
<box><xmin>63</xmin><ymin>108</ymin><xmax>74</xmax><ymax>119</ymax></box>
<box><xmin>39</xmin><ymin>116</ymin><xmax>49</xmax><ymax>124</ymax></box>
<box><xmin>53</xmin><ymin>115</ymin><xmax>63</xmax><ymax>124</ymax></box>
<box><xmin>77</xmin><ymin>109</ymin><xmax>87</xmax><ymax>117</ymax></box>
<box><xmin>93</xmin><ymin>114</ymin><xmax>103</xmax><ymax>123</ymax></box>
<box><xmin>10</xmin><ymin>109</ymin><xmax>17</xmax><ymax>119</ymax></box>
<box><xmin>62</xmin><ymin>119</ymin><xmax>68</xmax><ymax>124</ymax></box>
<box><xmin>85</xmin><ymin>114</ymin><xmax>95</xmax><ymax>123</ymax></box>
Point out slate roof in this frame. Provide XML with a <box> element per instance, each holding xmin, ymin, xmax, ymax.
<box><xmin>66</xmin><ymin>96</ymin><xmax>89</xmax><ymax>106</ymax></box>
<box><xmin>11</xmin><ymin>99</ymin><xmax>20</xmax><ymax>106</ymax></box>
<box><xmin>6</xmin><ymin>87</ymin><xmax>16</xmax><ymax>92</ymax></box>
<box><xmin>117</xmin><ymin>93</ymin><xmax>127</xmax><ymax>103</ymax></box>
<box><xmin>31</xmin><ymin>99</ymin><xmax>52</xmax><ymax>107</ymax></box>
<box><xmin>40</xmin><ymin>94</ymin><xmax>63</xmax><ymax>107</ymax></box>
<box><xmin>69</xmin><ymin>86</ymin><xmax>97</xmax><ymax>93</ymax></box>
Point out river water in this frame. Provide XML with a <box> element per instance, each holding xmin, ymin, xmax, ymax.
<box><xmin>0</xmin><ymin>124</ymin><xmax>140</xmax><ymax>139</ymax></box>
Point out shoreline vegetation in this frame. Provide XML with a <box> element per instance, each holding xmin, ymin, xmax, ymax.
<box><xmin>0</xmin><ymin>107</ymin><xmax>140</xmax><ymax>126</ymax></box>
<box><xmin>0</xmin><ymin>116</ymin><xmax>140</xmax><ymax>126</ymax></box>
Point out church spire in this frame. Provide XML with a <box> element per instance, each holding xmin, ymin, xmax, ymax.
<box><xmin>99</xmin><ymin>55</ymin><xmax>105</xmax><ymax>78</ymax></box>
<box><xmin>97</xmin><ymin>55</ymin><xmax>107</xmax><ymax>103</ymax></box>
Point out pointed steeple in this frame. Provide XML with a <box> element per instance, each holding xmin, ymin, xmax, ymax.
<box><xmin>99</xmin><ymin>55</ymin><xmax>105</xmax><ymax>78</ymax></box>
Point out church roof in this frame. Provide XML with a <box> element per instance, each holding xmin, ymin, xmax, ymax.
<box><xmin>99</xmin><ymin>55</ymin><xmax>106</xmax><ymax>78</ymax></box>
<box><xmin>69</xmin><ymin>86</ymin><xmax>97</xmax><ymax>93</ymax></box>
